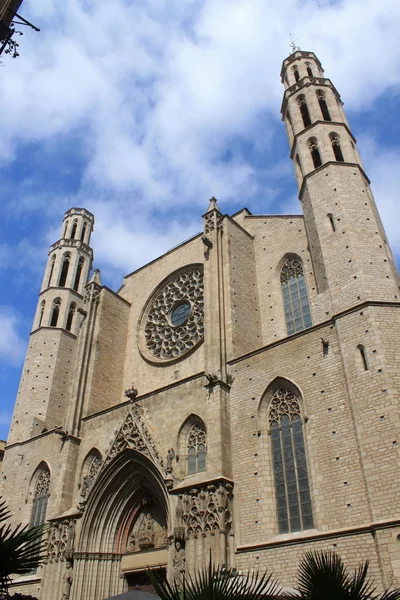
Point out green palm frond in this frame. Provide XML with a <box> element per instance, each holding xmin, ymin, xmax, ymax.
<box><xmin>148</xmin><ymin>557</ymin><xmax>282</xmax><ymax>600</ymax></box>
<box><xmin>0</xmin><ymin>497</ymin><xmax>48</xmax><ymax>593</ymax></box>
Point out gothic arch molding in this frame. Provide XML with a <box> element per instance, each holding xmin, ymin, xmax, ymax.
<box><xmin>27</xmin><ymin>460</ymin><xmax>51</xmax><ymax>502</ymax></box>
<box><xmin>77</xmin><ymin>449</ymin><xmax>170</xmax><ymax>554</ymax></box>
<box><xmin>258</xmin><ymin>376</ymin><xmax>307</xmax><ymax>423</ymax></box>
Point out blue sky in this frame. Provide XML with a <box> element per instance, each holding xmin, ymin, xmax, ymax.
<box><xmin>1</xmin><ymin>0</ymin><xmax>400</xmax><ymax>440</ymax></box>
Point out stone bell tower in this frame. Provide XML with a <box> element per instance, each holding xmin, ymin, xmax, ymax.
<box><xmin>280</xmin><ymin>49</ymin><xmax>399</xmax><ymax>313</ymax></box>
<box><xmin>7</xmin><ymin>208</ymin><xmax>94</xmax><ymax>444</ymax></box>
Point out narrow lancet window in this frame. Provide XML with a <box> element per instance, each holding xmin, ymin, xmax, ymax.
<box><xmin>30</xmin><ymin>465</ymin><xmax>50</xmax><ymax>528</ymax></box>
<box><xmin>317</xmin><ymin>90</ymin><xmax>331</xmax><ymax>121</ymax></box>
<box><xmin>73</xmin><ymin>257</ymin><xmax>84</xmax><ymax>292</ymax></box>
<box><xmin>47</xmin><ymin>255</ymin><xmax>56</xmax><ymax>288</ymax></box>
<box><xmin>38</xmin><ymin>300</ymin><xmax>45</xmax><ymax>328</ymax></box>
<box><xmin>281</xmin><ymin>257</ymin><xmax>312</xmax><ymax>335</ymax></box>
<box><xmin>330</xmin><ymin>133</ymin><xmax>344</xmax><ymax>162</ymax></box>
<box><xmin>292</xmin><ymin>65</ymin><xmax>300</xmax><ymax>82</ymax></box>
<box><xmin>308</xmin><ymin>137</ymin><xmax>322</xmax><ymax>169</ymax></box>
<box><xmin>306</xmin><ymin>63</ymin><xmax>314</xmax><ymax>77</ymax></box>
<box><xmin>66</xmin><ymin>302</ymin><xmax>76</xmax><ymax>332</ymax></box>
<box><xmin>80</xmin><ymin>223</ymin><xmax>87</xmax><ymax>243</ymax></box>
<box><xmin>63</xmin><ymin>221</ymin><xmax>69</xmax><ymax>238</ymax></box>
<box><xmin>50</xmin><ymin>298</ymin><xmax>61</xmax><ymax>327</ymax></box>
<box><xmin>58</xmin><ymin>253</ymin><xmax>70</xmax><ymax>287</ymax></box>
<box><xmin>358</xmin><ymin>345</ymin><xmax>369</xmax><ymax>371</ymax></box>
<box><xmin>297</xmin><ymin>95</ymin><xmax>311</xmax><ymax>128</ymax></box>
<box><xmin>269</xmin><ymin>388</ymin><xmax>313</xmax><ymax>533</ymax></box>
<box><xmin>328</xmin><ymin>213</ymin><xmax>336</xmax><ymax>232</ymax></box>
<box><xmin>70</xmin><ymin>221</ymin><xmax>77</xmax><ymax>239</ymax></box>
<box><xmin>187</xmin><ymin>423</ymin><xmax>207</xmax><ymax>475</ymax></box>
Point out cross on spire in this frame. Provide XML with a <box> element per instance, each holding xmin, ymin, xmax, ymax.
<box><xmin>289</xmin><ymin>34</ymin><xmax>301</xmax><ymax>53</ymax></box>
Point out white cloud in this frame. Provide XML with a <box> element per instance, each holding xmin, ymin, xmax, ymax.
<box><xmin>0</xmin><ymin>307</ymin><xmax>26</xmax><ymax>367</ymax></box>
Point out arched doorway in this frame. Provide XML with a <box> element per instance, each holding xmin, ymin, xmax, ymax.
<box><xmin>72</xmin><ymin>450</ymin><xmax>170</xmax><ymax>600</ymax></box>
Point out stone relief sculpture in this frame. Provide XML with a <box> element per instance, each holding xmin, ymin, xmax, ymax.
<box><xmin>175</xmin><ymin>482</ymin><xmax>233</xmax><ymax>536</ymax></box>
<box><xmin>166</xmin><ymin>448</ymin><xmax>175</xmax><ymax>473</ymax></box>
<box><xmin>47</xmin><ymin>518</ymin><xmax>76</xmax><ymax>563</ymax></box>
<box><xmin>172</xmin><ymin>540</ymin><xmax>186</xmax><ymax>587</ymax></box>
<box><xmin>125</xmin><ymin>504</ymin><xmax>168</xmax><ymax>553</ymax></box>
<box><xmin>61</xmin><ymin>559</ymin><xmax>73</xmax><ymax>600</ymax></box>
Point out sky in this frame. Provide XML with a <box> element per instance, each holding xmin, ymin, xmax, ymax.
<box><xmin>1</xmin><ymin>0</ymin><xmax>400</xmax><ymax>441</ymax></box>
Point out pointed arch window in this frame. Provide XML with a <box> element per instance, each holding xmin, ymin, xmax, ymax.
<box><xmin>63</xmin><ymin>220</ymin><xmax>69</xmax><ymax>238</ymax></box>
<box><xmin>187</xmin><ymin>423</ymin><xmax>207</xmax><ymax>475</ymax></box>
<box><xmin>308</xmin><ymin>137</ymin><xmax>322</xmax><ymax>169</ymax></box>
<box><xmin>58</xmin><ymin>253</ymin><xmax>71</xmax><ymax>287</ymax></box>
<box><xmin>330</xmin><ymin>132</ymin><xmax>344</xmax><ymax>162</ymax></box>
<box><xmin>70</xmin><ymin>220</ymin><xmax>78</xmax><ymax>239</ymax></box>
<box><xmin>269</xmin><ymin>388</ymin><xmax>313</xmax><ymax>533</ymax></box>
<box><xmin>316</xmin><ymin>90</ymin><xmax>331</xmax><ymax>121</ymax></box>
<box><xmin>297</xmin><ymin>95</ymin><xmax>311</xmax><ymax>128</ymax></box>
<box><xmin>30</xmin><ymin>465</ymin><xmax>50</xmax><ymax>528</ymax></box>
<box><xmin>80</xmin><ymin>223</ymin><xmax>87</xmax><ymax>243</ymax></box>
<box><xmin>357</xmin><ymin>344</ymin><xmax>369</xmax><ymax>372</ymax></box>
<box><xmin>292</xmin><ymin>65</ymin><xmax>300</xmax><ymax>82</ymax></box>
<box><xmin>38</xmin><ymin>300</ymin><xmax>45</xmax><ymax>328</ymax></box>
<box><xmin>50</xmin><ymin>298</ymin><xmax>61</xmax><ymax>327</ymax></box>
<box><xmin>66</xmin><ymin>302</ymin><xmax>76</xmax><ymax>332</ymax></box>
<box><xmin>281</xmin><ymin>258</ymin><xmax>312</xmax><ymax>335</ymax></box>
<box><xmin>47</xmin><ymin>255</ymin><xmax>56</xmax><ymax>288</ymax></box>
<box><xmin>73</xmin><ymin>257</ymin><xmax>84</xmax><ymax>292</ymax></box>
<box><xmin>306</xmin><ymin>63</ymin><xmax>314</xmax><ymax>77</ymax></box>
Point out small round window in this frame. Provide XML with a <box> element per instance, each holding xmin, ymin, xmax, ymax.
<box><xmin>170</xmin><ymin>301</ymin><xmax>191</xmax><ymax>327</ymax></box>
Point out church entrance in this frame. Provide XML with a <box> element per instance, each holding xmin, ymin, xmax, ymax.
<box><xmin>126</xmin><ymin>568</ymin><xmax>166</xmax><ymax>594</ymax></box>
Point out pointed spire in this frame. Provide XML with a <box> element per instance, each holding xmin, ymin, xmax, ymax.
<box><xmin>206</xmin><ymin>196</ymin><xmax>221</xmax><ymax>213</ymax></box>
<box><xmin>88</xmin><ymin>268</ymin><xmax>102</xmax><ymax>286</ymax></box>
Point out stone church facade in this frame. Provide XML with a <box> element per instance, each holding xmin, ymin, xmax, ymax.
<box><xmin>2</xmin><ymin>49</ymin><xmax>400</xmax><ymax>599</ymax></box>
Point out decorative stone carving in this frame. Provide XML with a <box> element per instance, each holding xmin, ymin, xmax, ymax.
<box><xmin>80</xmin><ymin>455</ymin><xmax>102</xmax><ymax>500</ymax></box>
<box><xmin>268</xmin><ymin>388</ymin><xmax>301</xmax><ymax>427</ymax></box>
<box><xmin>126</xmin><ymin>505</ymin><xmax>167</xmax><ymax>553</ymax></box>
<box><xmin>84</xmin><ymin>285</ymin><xmax>101</xmax><ymax>305</ymax></box>
<box><xmin>175</xmin><ymin>482</ymin><xmax>233</xmax><ymax>536</ymax></box>
<box><xmin>124</xmin><ymin>383</ymin><xmax>138</xmax><ymax>400</ymax></box>
<box><xmin>47</xmin><ymin>519</ymin><xmax>76</xmax><ymax>563</ymax></box>
<box><xmin>61</xmin><ymin>559</ymin><xmax>73</xmax><ymax>599</ymax></box>
<box><xmin>204</xmin><ymin>211</ymin><xmax>223</xmax><ymax>235</ymax></box>
<box><xmin>172</xmin><ymin>540</ymin><xmax>186</xmax><ymax>587</ymax></box>
<box><xmin>141</xmin><ymin>267</ymin><xmax>204</xmax><ymax>361</ymax></box>
<box><xmin>280</xmin><ymin>257</ymin><xmax>304</xmax><ymax>284</ymax></box>
<box><xmin>138</xmin><ymin>512</ymin><xmax>155</xmax><ymax>549</ymax></box>
<box><xmin>34</xmin><ymin>467</ymin><xmax>50</xmax><ymax>497</ymax></box>
<box><xmin>166</xmin><ymin>448</ymin><xmax>175</xmax><ymax>473</ymax></box>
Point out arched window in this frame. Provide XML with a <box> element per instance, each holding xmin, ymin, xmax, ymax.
<box><xmin>73</xmin><ymin>257</ymin><xmax>84</xmax><ymax>292</ymax></box>
<box><xmin>316</xmin><ymin>90</ymin><xmax>331</xmax><ymax>121</ymax></box>
<box><xmin>281</xmin><ymin>257</ymin><xmax>312</xmax><ymax>335</ymax></box>
<box><xmin>70</xmin><ymin>220</ymin><xmax>78</xmax><ymax>239</ymax></box>
<box><xmin>187</xmin><ymin>423</ymin><xmax>207</xmax><ymax>475</ymax></box>
<box><xmin>80</xmin><ymin>449</ymin><xmax>102</xmax><ymax>499</ymax></box>
<box><xmin>328</xmin><ymin>213</ymin><xmax>336</xmax><ymax>232</ymax></box>
<box><xmin>58</xmin><ymin>253</ymin><xmax>70</xmax><ymax>287</ymax></box>
<box><xmin>357</xmin><ymin>345</ymin><xmax>369</xmax><ymax>372</ymax></box>
<box><xmin>308</xmin><ymin>137</ymin><xmax>322</xmax><ymax>169</ymax></box>
<box><xmin>80</xmin><ymin>223</ymin><xmax>87</xmax><ymax>242</ymax></box>
<box><xmin>38</xmin><ymin>300</ymin><xmax>45</xmax><ymax>328</ymax></box>
<box><xmin>63</xmin><ymin>220</ymin><xmax>69</xmax><ymax>238</ymax></box>
<box><xmin>297</xmin><ymin>95</ymin><xmax>311</xmax><ymax>128</ymax></box>
<box><xmin>269</xmin><ymin>388</ymin><xmax>313</xmax><ymax>533</ymax></box>
<box><xmin>50</xmin><ymin>298</ymin><xmax>61</xmax><ymax>327</ymax></box>
<box><xmin>66</xmin><ymin>302</ymin><xmax>76</xmax><ymax>332</ymax></box>
<box><xmin>292</xmin><ymin>65</ymin><xmax>300</xmax><ymax>82</ymax></box>
<box><xmin>47</xmin><ymin>255</ymin><xmax>56</xmax><ymax>288</ymax></box>
<box><xmin>330</xmin><ymin>132</ymin><xmax>344</xmax><ymax>162</ymax></box>
<box><xmin>30</xmin><ymin>465</ymin><xmax>50</xmax><ymax>528</ymax></box>
<box><xmin>306</xmin><ymin>63</ymin><xmax>314</xmax><ymax>77</ymax></box>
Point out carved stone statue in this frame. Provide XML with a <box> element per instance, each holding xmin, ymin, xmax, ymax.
<box><xmin>138</xmin><ymin>512</ymin><xmax>154</xmax><ymax>549</ymax></box>
<box><xmin>172</xmin><ymin>540</ymin><xmax>186</xmax><ymax>587</ymax></box>
<box><xmin>127</xmin><ymin>531</ymin><xmax>136</xmax><ymax>552</ymax></box>
<box><xmin>61</xmin><ymin>560</ymin><xmax>73</xmax><ymax>599</ymax></box>
<box><xmin>166</xmin><ymin>448</ymin><xmax>175</xmax><ymax>473</ymax></box>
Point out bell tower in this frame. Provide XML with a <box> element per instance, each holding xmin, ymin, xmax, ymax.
<box><xmin>7</xmin><ymin>208</ymin><xmax>94</xmax><ymax>444</ymax></box>
<box><xmin>281</xmin><ymin>50</ymin><xmax>399</xmax><ymax>311</ymax></box>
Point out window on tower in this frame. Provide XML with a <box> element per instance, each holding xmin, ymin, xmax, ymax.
<box><xmin>71</xmin><ymin>220</ymin><xmax>78</xmax><ymax>239</ymax></box>
<box><xmin>316</xmin><ymin>90</ymin><xmax>331</xmax><ymax>121</ymax></box>
<box><xmin>50</xmin><ymin>298</ymin><xmax>61</xmax><ymax>327</ymax></box>
<box><xmin>328</xmin><ymin>213</ymin><xmax>336</xmax><ymax>232</ymax></box>
<box><xmin>73</xmin><ymin>257</ymin><xmax>85</xmax><ymax>292</ymax></box>
<box><xmin>306</xmin><ymin>63</ymin><xmax>314</xmax><ymax>77</ymax></box>
<box><xmin>63</xmin><ymin>220</ymin><xmax>69</xmax><ymax>238</ymax></box>
<box><xmin>297</xmin><ymin>95</ymin><xmax>311</xmax><ymax>128</ymax></box>
<box><xmin>292</xmin><ymin>65</ymin><xmax>300</xmax><ymax>82</ymax></box>
<box><xmin>281</xmin><ymin>257</ymin><xmax>312</xmax><ymax>335</ymax></box>
<box><xmin>47</xmin><ymin>255</ymin><xmax>56</xmax><ymax>288</ymax></box>
<box><xmin>308</xmin><ymin>137</ymin><xmax>322</xmax><ymax>169</ymax></box>
<box><xmin>357</xmin><ymin>345</ymin><xmax>369</xmax><ymax>372</ymax></box>
<box><xmin>187</xmin><ymin>422</ymin><xmax>207</xmax><ymax>475</ymax></box>
<box><xmin>329</xmin><ymin>132</ymin><xmax>344</xmax><ymax>162</ymax></box>
<box><xmin>38</xmin><ymin>300</ymin><xmax>45</xmax><ymax>328</ymax></box>
<box><xmin>66</xmin><ymin>302</ymin><xmax>76</xmax><ymax>332</ymax></box>
<box><xmin>58</xmin><ymin>252</ymin><xmax>71</xmax><ymax>287</ymax></box>
<box><xmin>269</xmin><ymin>387</ymin><xmax>313</xmax><ymax>533</ymax></box>
<box><xmin>80</xmin><ymin>223</ymin><xmax>87</xmax><ymax>243</ymax></box>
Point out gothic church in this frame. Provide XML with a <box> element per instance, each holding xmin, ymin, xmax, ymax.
<box><xmin>2</xmin><ymin>49</ymin><xmax>400</xmax><ymax>599</ymax></box>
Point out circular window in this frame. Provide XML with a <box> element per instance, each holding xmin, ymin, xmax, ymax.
<box><xmin>170</xmin><ymin>301</ymin><xmax>191</xmax><ymax>327</ymax></box>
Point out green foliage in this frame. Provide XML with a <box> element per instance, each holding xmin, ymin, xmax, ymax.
<box><xmin>148</xmin><ymin>559</ymin><xmax>282</xmax><ymax>600</ymax></box>
<box><xmin>287</xmin><ymin>550</ymin><xmax>400</xmax><ymax>600</ymax></box>
<box><xmin>0</xmin><ymin>497</ymin><xmax>47</xmax><ymax>595</ymax></box>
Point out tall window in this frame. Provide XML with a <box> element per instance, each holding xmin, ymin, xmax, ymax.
<box><xmin>316</xmin><ymin>90</ymin><xmax>331</xmax><ymax>121</ymax></box>
<box><xmin>63</xmin><ymin>221</ymin><xmax>69</xmax><ymax>238</ymax></box>
<box><xmin>47</xmin><ymin>255</ymin><xmax>56</xmax><ymax>288</ymax></box>
<box><xmin>297</xmin><ymin>95</ymin><xmax>311</xmax><ymax>128</ymax></box>
<box><xmin>30</xmin><ymin>465</ymin><xmax>50</xmax><ymax>528</ymax></box>
<box><xmin>80</xmin><ymin>223</ymin><xmax>87</xmax><ymax>242</ymax></box>
<box><xmin>38</xmin><ymin>300</ymin><xmax>45</xmax><ymax>328</ymax></box>
<box><xmin>308</xmin><ymin>137</ymin><xmax>322</xmax><ymax>168</ymax></box>
<box><xmin>73</xmin><ymin>257</ymin><xmax>84</xmax><ymax>292</ymax></box>
<box><xmin>269</xmin><ymin>388</ymin><xmax>313</xmax><ymax>534</ymax></box>
<box><xmin>58</xmin><ymin>253</ymin><xmax>70</xmax><ymax>287</ymax></box>
<box><xmin>330</xmin><ymin>132</ymin><xmax>344</xmax><ymax>162</ymax></box>
<box><xmin>281</xmin><ymin>257</ymin><xmax>312</xmax><ymax>335</ymax></box>
<box><xmin>66</xmin><ymin>302</ymin><xmax>76</xmax><ymax>332</ymax></box>
<box><xmin>306</xmin><ymin>63</ymin><xmax>314</xmax><ymax>77</ymax></box>
<box><xmin>50</xmin><ymin>298</ymin><xmax>61</xmax><ymax>327</ymax></box>
<box><xmin>70</xmin><ymin>220</ymin><xmax>77</xmax><ymax>239</ymax></box>
<box><xmin>187</xmin><ymin>423</ymin><xmax>207</xmax><ymax>475</ymax></box>
<box><xmin>292</xmin><ymin>65</ymin><xmax>300</xmax><ymax>82</ymax></box>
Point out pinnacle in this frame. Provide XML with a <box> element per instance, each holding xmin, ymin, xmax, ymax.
<box><xmin>206</xmin><ymin>196</ymin><xmax>221</xmax><ymax>213</ymax></box>
<box><xmin>88</xmin><ymin>268</ymin><xmax>102</xmax><ymax>286</ymax></box>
